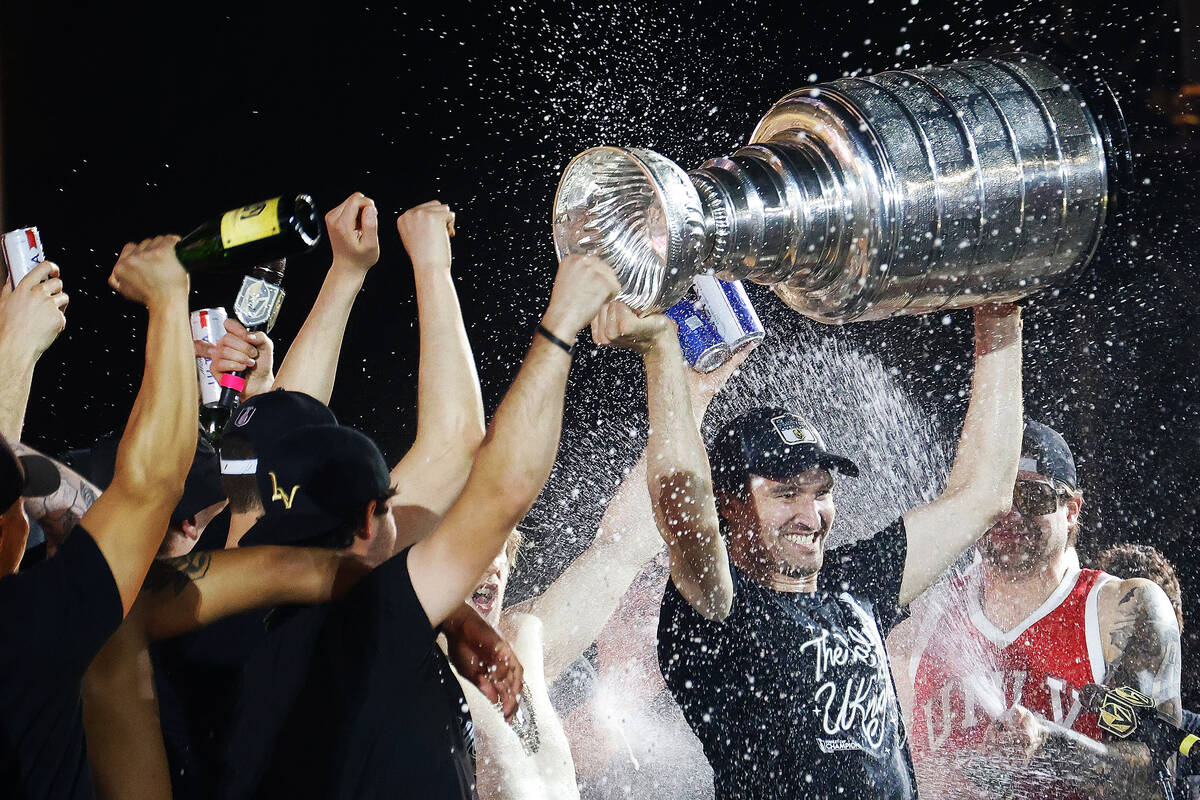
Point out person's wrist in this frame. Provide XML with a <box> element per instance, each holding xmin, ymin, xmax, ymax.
<box><xmin>539</xmin><ymin>307</ymin><xmax>582</xmax><ymax>343</ymax></box>
<box><xmin>330</xmin><ymin>256</ymin><xmax>373</xmax><ymax>280</ymax></box>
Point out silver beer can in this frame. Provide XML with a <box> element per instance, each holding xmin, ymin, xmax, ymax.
<box><xmin>2</xmin><ymin>227</ymin><xmax>44</xmax><ymax>288</ymax></box>
<box><xmin>190</xmin><ymin>307</ymin><xmax>229</xmax><ymax>407</ymax></box>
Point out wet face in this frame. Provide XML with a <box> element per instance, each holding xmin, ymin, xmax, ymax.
<box><xmin>980</xmin><ymin>470</ymin><xmax>1077</xmax><ymax>574</ymax></box>
<box><xmin>0</xmin><ymin>500</ymin><xmax>30</xmax><ymax>576</ymax></box>
<box><xmin>470</xmin><ymin>546</ymin><xmax>511</xmax><ymax>628</ymax></box>
<box><xmin>724</xmin><ymin>468</ymin><xmax>837</xmax><ymax>580</ymax></box>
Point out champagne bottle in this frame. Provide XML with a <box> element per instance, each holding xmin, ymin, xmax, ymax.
<box><xmin>213</xmin><ymin>259</ymin><xmax>289</xmax><ymax>425</ymax></box>
<box><xmin>176</xmin><ymin>193</ymin><xmax>320</xmax><ymax>273</ymax></box>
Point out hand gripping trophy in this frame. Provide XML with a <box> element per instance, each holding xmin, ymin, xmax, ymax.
<box><xmin>553</xmin><ymin>52</ymin><xmax>1130</xmax><ymax>323</ymax></box>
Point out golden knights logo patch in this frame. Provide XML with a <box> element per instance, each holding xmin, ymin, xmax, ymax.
<box><xmin>771</xmin><ymin>415</ymin><xmax>820</xmax><ymax>447</ymax></box>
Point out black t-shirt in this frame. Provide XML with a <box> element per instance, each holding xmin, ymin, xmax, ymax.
<box><xmin>0</xmin><ymin>527</ymin><xmax>123</xmax><ymax>799</ymax></box>
<box><xmin>658</xmin><ymin>519</ymin><xmax>917</xmax><ymax>800</ymax></box>
<box><xmin>223</xmin><ymin>546</ymin><xmax>476</xmax><ymax>800</ymax></box>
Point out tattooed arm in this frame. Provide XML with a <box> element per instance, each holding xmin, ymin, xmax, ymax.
<box><xmin>993</xmin><ymin>578</ymin><xmax>1182</xmax><ymax>798</ymax></box>
<box><xmin>140</xmin><ymin>546</ymin><xmax>370</xmax><ymax>641</ymax></box>
<box><xmin>11</xmin><ymin>442</ymin><xmax>100</xmax><ymax>548</ymax></box>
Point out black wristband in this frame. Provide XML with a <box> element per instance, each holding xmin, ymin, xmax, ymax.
<box><xmin>536</xmin><ymin>324</ymin><xmax>575</xmax><ymax>356</ymax></box>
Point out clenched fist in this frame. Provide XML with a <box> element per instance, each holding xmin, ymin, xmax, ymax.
<box><xmin>590</xmin><ymin>301</ymin><xmax>675</xmax><ymax>355</ymax></box>
<box><xmin>541</xmin><ymin>255</ymin><xmax>622</xmax><ymax>342</ymax></box>
<box><xmin>326</xmin><ymin>192</ymin><xmax>380</xmax><ymax>276</ymax></box>
<box><xmin>194</xmin><ymin>317</ymin><xmax>275</xmax><ymax>399</ymax></box>
<box><xmin>0</xmin><ymin>261</ymin><xmax>69</xmax><ymax>361</ymax></box>
<box><xmin>109</xmin><ymin>236</ymin><xmax>188</xmax><ymax>308</ymax></box>
<box><xmin>397</xmin><ymin>200</ymin><xmax>456</xmax><ymax>272</ymax></box>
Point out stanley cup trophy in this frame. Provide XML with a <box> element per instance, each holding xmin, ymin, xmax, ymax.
<box><xmin>553</xmin><ymin>52</ymin><xmax>1131</xmax><ymax>323</ymax></box>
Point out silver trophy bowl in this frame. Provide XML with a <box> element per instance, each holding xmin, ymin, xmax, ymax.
<box><xmin>553</xmin><ymin>52</ymin><xmax>1126</xmax><ymax>322</ymax></box>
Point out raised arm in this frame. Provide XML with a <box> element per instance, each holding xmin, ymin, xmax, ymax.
<box><xmin>271</xmin><ymin>191</ymin><xmax>379</xmax><ymax>403</ymax></box>
<box><xmin>407</xmin><ymin>254</ymin><xmax>619</xmax><ymax>628</ymax></box>
<box><xmin>899</xmin><ymin>304</ymin><xmax>1022</xmax><ymax>605</ymax></box>
<box><xmin>388</xmin><ymin>201</ymin><xmax>486</xmax><ymax>543</ymax></box>
<box><xmin>0</xmin><ymin>261</ymin><xmax>69</xmax><ymax>440</ymax></box>
<box><xmin>139</xmin><ymin>546</ymin><xmax>370</xmax><ymax>642</ymax></box>
<box><xmin>521</xmin><ymin>306</ymin><xmax>753</xmax><ymax>678</ymax></box>
<box><xmin>80</xmin><ymin>236</ymin><xmax>195</xmax><ymax>615</ymax></box>
<box><xmin>10</xmin><ymin>443</ymin><xmax>99</xmax><ymax>549</ymax></box>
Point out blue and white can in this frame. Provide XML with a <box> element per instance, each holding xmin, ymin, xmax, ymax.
<box><xmin>669</xmin><ymin>275</ymin><xmax>765</xmax><ymax>372</ymax></box>
<box><xmin>666</xmin><ymin>295</ymin><xmax>731</xmax><ymax>373</ymax></box>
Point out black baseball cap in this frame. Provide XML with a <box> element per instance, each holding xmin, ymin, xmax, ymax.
<box><xmin>0</xmin><ymin>436</ymin><xmax>60</xmax><ymax>511</ymax></box>
<box><xmin>219</xmin><ymin>390</ymin><xmax>338</xmax><ymax>475</ymax></box>
<box><xmin>708</xmin><ymin>407</ymin><xmax>859</xmax><ymax>492</ymax></box>
<box><xmin>89</xmin><ymin>429</ymin><xmax>225</xmax><ymax>524</ymax></box>
<box><xmin>1020</xmin><ymin>420</ymin><xmax>1077</xmax><ymax>490</ymax></box>
<box><xmin>239</xmin><ymin>424</ymin><xmax>392</xmax><ymax>547</ymax></box>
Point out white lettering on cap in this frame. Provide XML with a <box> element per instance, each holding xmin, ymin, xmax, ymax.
<box><xmin>1019</xmin><ymin>457</ymin><xmax>1039</xmax><ymax>473</ymax></box>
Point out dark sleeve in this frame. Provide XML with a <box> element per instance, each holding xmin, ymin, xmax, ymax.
<box><xmin>0</xmin><ymin>526</ymin><xmax>123</xmax><ymax>679</ymax></box>
<box><xmin>346</xmin><ymin>546</ymin><xmax>438</xmax><ymax>665</ymax></box>
<box><xmin>657</xmin><ymin>572</ymin><xmax>741</xmax><ymax>743</ymax></box>
<box><xmin>819</xmin><ymin>517</ymin><xmax>908</xmax><ymax>635</ymax></box>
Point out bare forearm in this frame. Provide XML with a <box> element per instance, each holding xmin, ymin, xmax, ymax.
<box><xmin>0</xmin><ymin>348</ymin><xmax>35</xmax><ymax>441</ymax></box>
<box><xmin>644</xmin><ymin>344</ymin><xmax>728</xmax><ymax>617</ymax></box>
<box><xmin>524</xmin><ymin>455</ymin><xmax>666</xmax><ymax>680</ymax></box>
<box><xmin>272</xmin><ymin>268</ymin><xmax>363</xmax><ymax>404</ymax></box>
<box><xmin>1038</xmin><ymin>729</ymin><xmax>1160</xmax><ymax>798</ymax></box>
<box><xmin>12</xmin><ymin>443</ymin><xmax>100</xmax><ymax>546</ymax></box>
<box><xmin>142</xmin><ymin>546</ymin><xmax>368</xmax><ymax>641</ymax></box>
<box><xmin>413</xmin><ymin>266</ymin><xmax>486</xmax><ymax>448</ymax></box>
<box><xmin>113</xmin><ymin>298</ymin><xmax>197</xmax><ymax>496</ymax></box>
<box><xmin>942</xmin><ymin>310</ymin><xmax>1022</xmax><ymax>501</ymax></box>
<box><xmin>410</xmin><ymin>335</ymin><xmax>572</xmax><ymax>627</ymax></box>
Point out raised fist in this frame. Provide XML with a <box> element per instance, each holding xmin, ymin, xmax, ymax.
<box><xmin>195</xmin><ymin>317</ymin><xmax>276</xmax><ymax>399</ymax></box>
<box><xmin>109</xmin><ymin>235</ymin><xmax>188</xmax><ymax>308</ymax></box>
<box><xmin>541</xmin><ymin>255</ymin><xmax>621</xmax><ymax>341</ymax></box>
<box><xmin>590</xmin><ymin>301</ymin><xmax>675</xmax><ymax>355</ymax></box>
<box><xmin>397</xmin><ymin>200</ymin><xmax>456</xmax><ymax>272</ymax></box>
<box><xmin>326</xmin><ymin>192</ymin><xmax>380</xmax><ymax>275</ymax></box>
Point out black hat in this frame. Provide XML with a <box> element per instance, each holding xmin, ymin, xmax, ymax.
<box><xmin>708</xmin><ymin>407</ymin><xmax>859</xmax><ymax>492</ymax></box>
<box><xmin>1020</xmin><ymin>420</ymin><xmax>1077</xmax><ymax>490</ymax></box>
<box><xmin>0</xmin><ymin>436</ymin><xmax>60</xmax><ymax>511</ymax></box>
<box><xmin>218</xmin><ymin>390</ymin><xmax>338</xmax><ymax>476</ymax></box>
<box><xmin>89</xmin><ymin>429</ymin><xmax>225</xmax><ymax>524</ymax></box>
<box><xmin>240</xmin><ymin>425</ymin><xmax>392</xmax><ymax>547</ymax></box>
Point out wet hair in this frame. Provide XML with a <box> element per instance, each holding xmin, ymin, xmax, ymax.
<box><xmin>1055</xmin><ymin>479</ymin><xmax>1083</xmax><ymax>547</ymax></box>
<box><xmin>219</xmin><ymin>434</ymin><xmax>262</xmax><ymax>515</ymax></box>
<box><xmin>1091</xmin><ymin>543</ymin><xmax>1184</xmax><ymax>632</ymax></box>
<box><xmin>504</xmin><ymin>527</ymin><xmax>525</xmax><ymax>571</ymax></box>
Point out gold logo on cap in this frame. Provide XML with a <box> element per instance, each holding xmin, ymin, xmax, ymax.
<box><xmin>269</xmin><ymin>472</ymin><xmax>299</xmax><ymax>510</ymax></box>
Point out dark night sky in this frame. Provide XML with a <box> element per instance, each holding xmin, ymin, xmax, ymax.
<box><xmin>2</xmin><ymin>0</ymin><xmax>1198</xmax><ymax>692</ymax></box>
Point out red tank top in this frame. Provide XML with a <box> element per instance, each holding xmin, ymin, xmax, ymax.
<box><xmin>909</xmin><ymin>568</ymin><xmax>1116</xmax><ymax>794</ymax></box>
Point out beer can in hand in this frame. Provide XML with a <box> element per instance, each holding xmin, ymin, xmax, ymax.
<box><xmin>190</xmin><ymin>308</ymin><xmax>229</xmax><ymax>407</ymax></box>
<box><xmin>2</xmin><ymin>227</ymin><xmax>44</xmax><ymax>289</ymax></box>
<box><xmin>666</xmin><ymin>295</ymin><xmax>731</xmax><ymax>373</ymax></box>
<box><xmin>693</xmin><ymin>274</ymin><xmax>765</xmax><ymax>350</ymax></box>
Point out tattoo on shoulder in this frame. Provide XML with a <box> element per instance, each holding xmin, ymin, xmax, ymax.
<box><xmin>146</xmin><ymin>551</ymin><xmax>213</xmax><ymax>597</ymax></box>
<box><xmin>1106</xmin><ymin>581</ymin><xmax>1181</xmax><ymax>720</ymax></box>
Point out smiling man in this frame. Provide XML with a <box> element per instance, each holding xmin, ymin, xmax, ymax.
<box><xmin>898</xmin><ymin>421</ymin><xmax>1182</xmax><ymax>800</ymax></box>
<box><xmin>650</xmin><ymin>304</ymin><xmax>1023</xmax><ymax>800</ymax></box>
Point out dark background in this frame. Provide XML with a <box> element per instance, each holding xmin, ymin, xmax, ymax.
<box><xmin>2</xmin><ymin>0</ymin><xmax>1197</xmax><ymax>694</ymax></box>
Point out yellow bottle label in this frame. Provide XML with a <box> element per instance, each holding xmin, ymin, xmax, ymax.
<box><xmin>220</xmin><ymin>197</ymin><xmax>282</xmax><ymax>249</ymax></box>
